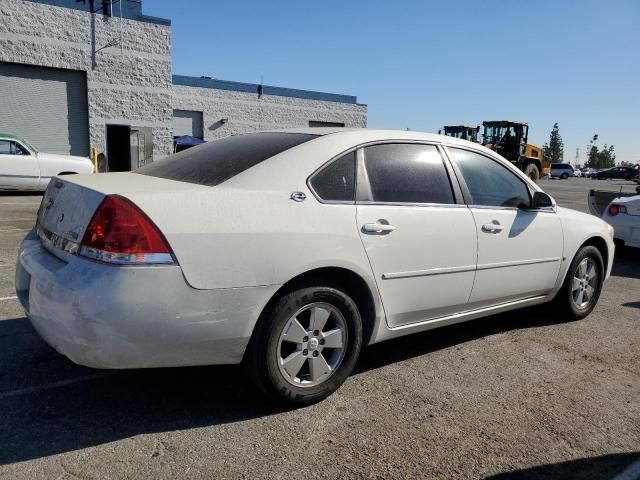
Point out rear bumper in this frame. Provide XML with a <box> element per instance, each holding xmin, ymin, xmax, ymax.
<box><xmin>15</xmin><ymin>230</ymin><xmax>279</xmax><ymax>369</ymax></box>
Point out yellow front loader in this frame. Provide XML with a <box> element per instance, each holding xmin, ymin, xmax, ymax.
<box><xmin>482</xmin><ymin>120</ymin><xmax>550</xmax><ymax>182</ymax></box>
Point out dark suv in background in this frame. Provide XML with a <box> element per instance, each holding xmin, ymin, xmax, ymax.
<box><xmin>592</xmin><ymin>165</ymin><xmax>639</xmax><ymax>181</ymax></box>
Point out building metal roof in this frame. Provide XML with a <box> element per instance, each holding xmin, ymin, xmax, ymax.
<box><xmin>172</xmin><ymin>75</ymin><xmax>361</xmax><ymax>105</ymax></box>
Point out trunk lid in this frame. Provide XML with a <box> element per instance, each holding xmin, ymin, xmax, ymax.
<box><xmin>36</xmin><ymin>172</ymin><xmax>280</xmax><ymax>290</ymax></box>
<box><xmin>37</xmin><ymin>177</ymin><xmax>105</xmax><ymax>251</ymax></box>
<box><xmin>36</xmin><ymin>172</ymin><xmax>208</xmax><ymax>255</ymax></box>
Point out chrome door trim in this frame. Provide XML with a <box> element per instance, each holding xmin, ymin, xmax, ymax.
<box><xmin>382</xmin><ymin>264</ymin><xmax>476</xmax><ymax>280</ymax></box>
<box><xmin>382</xmin><ymin>257</ymin><xmax>561</xmax><ymax>280</ymax></box>
<box><xmin>476</xmin><ymin>257</ymin><xmax>561</xmax><ymax>271</ymax></box>
<box><xmin>357</xmin><ymin>201</ymin><xmax>467</xmax><ymax>209</ymax></box>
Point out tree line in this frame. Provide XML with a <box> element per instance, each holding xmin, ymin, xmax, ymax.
<box><xmin>541</xmin><ymin>123</ymin><xmax>621</xmax><ymax>168</ymax></box>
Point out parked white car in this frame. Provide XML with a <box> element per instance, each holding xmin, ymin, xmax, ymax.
<box><xmin>0</xmin><ymin>134</ymin><xmax>94</xmax><ymax>191</ymax></box>
<box><xmin>602</xmin><ymin>195</ymin><xmax>640</xmax><ymax>248</ymax></box>
<box><xmin>16</xmin><ymin>129</ymin><xmax>615</xmax><ymax>404</ymax></box>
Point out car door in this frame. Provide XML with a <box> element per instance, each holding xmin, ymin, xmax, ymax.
<box><xmin>356</xmin><ymin>143</ymin><xmax>478</xmax><ymax>327</ymax></box>
<box><xmin>0</xmin><ymin>139</ymin><xmax>40</xmax><ymax>190</ymax></box>
<box><xmin>446</xmin><ymin>147</ymin><xmax>563</xmax><ymax>308</ymax></box>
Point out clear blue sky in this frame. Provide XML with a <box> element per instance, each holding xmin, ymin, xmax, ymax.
<box><xmin>145</xmin><ymin>0</ymin><xmax>639</xmax><ymax>165</ymax></box>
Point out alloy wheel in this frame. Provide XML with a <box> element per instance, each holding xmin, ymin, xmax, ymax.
<box><xmin>277</xmin><ymin>302</ymin><xmax>347</xmax><ymax>387</ymax></box>
<box><xmin>571</xmin><ymin>257</ymin><xmax>598</xmax><ymax>309</ymax></box>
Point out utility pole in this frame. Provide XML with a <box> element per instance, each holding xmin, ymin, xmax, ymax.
<box><xmin>575</xmin><ymin>147</ymin><xmax>580</xmax><ymax>168</ymax></box>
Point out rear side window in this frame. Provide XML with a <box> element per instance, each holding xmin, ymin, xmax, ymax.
<box><xmin>360</xmin><ymin>143</ymin><xmax>454</xmax><ymax>204</ymax></box>
<box><xmin>309</xmin><ymin>152</ymin><xmax>356</xmax><ymax>202</ymax></box>
<box><xmin>448</xmin><ymin>148</ymin><xmax>531</xmax><ymax>208</ymax></box>
<box><xmin>135</xmin><ymin>132</ymin><xmax>319</xmax><ymax>186</ymax></box>
<box><xmin>0</xmin><ymin>140</ymin><xmax>10</xmax><ymax>154</ymax></box>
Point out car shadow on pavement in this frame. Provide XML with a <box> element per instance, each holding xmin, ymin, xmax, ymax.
<box><xmin>0</xmin><ymin>316</ymin><xmax>286</xmax><ymax>465</ymax></box>
<box><xmin>355</xmin><ymin>304</ymin><xmax>563</xmax><ymax>375</ymax></box>
<box><xmin>483</xmin><ymin>451</ymin><xmax>639</xmax><ymax>480</ymax></box>
<box><xmin>612</xmin><ymin>248</ymin><xmax>640</xmax><ymax>280</ymax></box>
<box><xmin>0</xmin><ymin>302</ymin><xmax>570</xmax><ymax>466</ymax></box>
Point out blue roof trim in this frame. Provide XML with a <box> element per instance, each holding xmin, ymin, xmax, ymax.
<box><xmin>26</xmin><ymin>1</ymin><xmax>170</xmax><ymax>26</ymax></box>
<box><xmin>140</xmin><ymin>14</ymin><xmax>171</xmax><ymax>26</ymax></box>
<box><xmin>172</xmin><ymin>75</ymin><xmax>358</xmax><ymax>104</ymax></box>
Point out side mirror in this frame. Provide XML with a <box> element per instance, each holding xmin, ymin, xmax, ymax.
<box><xmin>532</xmin><ymin>191</ymin><xmax>554</xmax><ymax>209</ymax></box>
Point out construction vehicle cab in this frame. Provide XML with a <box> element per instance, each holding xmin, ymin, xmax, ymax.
<box><xmin>441</xmin><ymin>125</ymin><xmax>480</xmax><ymax>143</ymax></box>
<box><xmin>482</xmin><ymin>120</ymin><xmax>549</xmax><ymax>182</ymax></box>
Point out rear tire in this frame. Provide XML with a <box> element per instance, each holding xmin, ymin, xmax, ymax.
<box><xmin>553</xmin><ymin>246</ymin><xmax>604</xmax><ymax>320</ymax></box>
<box><xmin>245</xmin><ymin>286</ymin><xmax>363</xmax><ymax>405</ymax></box>
<box><xmin>524</xmin><ymin>163</ymin><xmax>540</xmax><ymax>182</ymax></box>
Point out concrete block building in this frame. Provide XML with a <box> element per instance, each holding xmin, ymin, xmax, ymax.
<box><xmin>0</xmin><ymin>0</ymin><xmax>367</xmax><ymax>170</ymax></box>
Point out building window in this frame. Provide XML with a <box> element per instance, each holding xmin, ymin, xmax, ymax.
<box><xmin>309</xmin><ymin>121</ymin><xmax>345</xmax><ymax>128</ymax></box>
<box><xmin>172</xmin><ymin>110</ymin><xmax>204</xmax><ymax>139</ymax></box>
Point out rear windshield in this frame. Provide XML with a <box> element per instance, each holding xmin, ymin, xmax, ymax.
<box><xmin>135</xmin><ymin>132</ymin><xmax>319</xmax><ymax>186</ymax></box>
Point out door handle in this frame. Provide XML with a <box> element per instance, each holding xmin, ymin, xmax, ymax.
<box><xmin>362</xmin><ymin>222</ymin><xmax>396</xmax><ymax>234</ymax></box>
<box><xmin>481</xmin><ymin>222</ymin><xmax>504</xmax><ymax>233</ymax></box>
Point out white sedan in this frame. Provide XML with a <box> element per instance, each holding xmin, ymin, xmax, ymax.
<box><xmin>16</xmin><ymin>129</ymin><xmax>615</xmax><ymax>404</ymax></box>
<box><xmin>0</xmin><ymin>134</ymin><xmax>94</xmax><ymax>191</ymax></box>
<box><xmin>602</xmin><ymin>195</ymin><xmax>640</xmax><ymax>248</ymax></box>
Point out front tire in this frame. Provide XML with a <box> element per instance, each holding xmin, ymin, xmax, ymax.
<box><xmin>561</xmin><ymin>173</ymin><xmax>569</xmax><ymax>179</ymax></box>
<box><xmin>524</xmin><ymin>163</ymin><xmax>540</xmax><ymax>182</ymax></box>
<box><xmin>246</xmin><ymin>286</ymin><xmax>363</xmax><ymax>405</ymax></box>
<box><xmin>553</xmin><ymin>246</ymin><xmax>604</xmax><ymax>320</ymax></box>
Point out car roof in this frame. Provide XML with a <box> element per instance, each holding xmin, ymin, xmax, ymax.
<box><xmin>234</xmin><ymin>127</ymin><xmax>543</xmax><ymax>194</ymax></box>
<box><xmin>261</xmin><ymin>127</ymin><xmax>482</xmax><ymax>149</ymax></box>
<box><xmin>0</xmin><ymin>133</ymin><xmax>23</xmax><ymax>141</ymax></box>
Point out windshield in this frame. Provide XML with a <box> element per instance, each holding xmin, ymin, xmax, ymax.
<box><xmin>483</xmin><ymin>125</ymin><xmax>516</xmax><ymax>145</ymax></box>
<box><xmin>444</xmin><ymin>128</ymin><xmax>477</xmax><ymax>141</ymax></box>
<box><xmin>18</xmin><ymin>137</ymin><xmax>37</xmax><ymax>153</ymax></box>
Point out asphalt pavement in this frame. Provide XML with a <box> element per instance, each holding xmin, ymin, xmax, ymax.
<box><xmin>0</xmin><ymin>178</ymin><xmax>638</xmax><ymax>479</ymax></box>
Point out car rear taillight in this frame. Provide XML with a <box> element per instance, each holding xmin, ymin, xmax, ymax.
<box><xmin>80</xmin><ymin>195</ymin><xmax>175</xmax><ymax>265</ymax></box>
<box><xmin>608</xmin><ymin>204</ymin><xmax>628</xmax><ymax>216</ymax></box>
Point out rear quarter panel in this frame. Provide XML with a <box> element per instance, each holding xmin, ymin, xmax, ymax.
<box><xmin>129</xmin><ymin>187</ymin><xmax>376</xmax><ymax>291</ymax></box>
<box><xmin>126</xmin><ymin>133</ymin><xmax>386</xmax><ymax>291</ymax></box>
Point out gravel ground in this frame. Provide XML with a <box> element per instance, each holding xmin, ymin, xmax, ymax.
<box><xmin>0</xmin><ymin>178</ymin><xmax>638</xmax><ymax>480</ymax></box>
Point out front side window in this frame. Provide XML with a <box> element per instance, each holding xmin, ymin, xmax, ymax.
<box><xmin>360</xmin><ymin>143</ymin><xmax>454</xmax><ymax>204</ymax></box>
<box><xmin>448</xmin><ymin>147</ymin><xmax>531</xmax><ymax>208</ymax></box>
<box><xmin>14</xmin><ymin>142</ymin><xmax>29</xmax><ymax>155</ymax></box>
<box><xmin>309</xmin><ymin>152</ymin><xmax>355</xmax><ymax>202</ymax></box>
<box><xmin>0</xmin><ymin>140</ymin><xmax>26</xmax><ymax>155</ymax></box>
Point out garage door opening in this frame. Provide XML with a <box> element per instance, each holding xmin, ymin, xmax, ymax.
<box><xmin>106</xmin><ymin>125</ymin><xmax>131</xmax><ymax>172</ymax></box>
<box><xmin>0</xmin><ymin>62</ymin><xmax>89</xmax><ymax>156</ymax></box>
